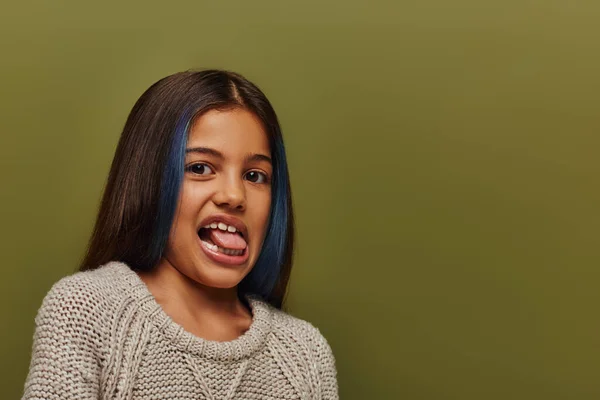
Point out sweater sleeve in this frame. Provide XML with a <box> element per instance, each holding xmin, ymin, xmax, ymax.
<box><xmin>314</xmin><ymin>332</ymin><xmax>339</xmax><ymax>400</ymax></box>
<box><xmin>22</xmin><ymin>276</ymin><xmax>104</xmax><ymax>399</ymax></box>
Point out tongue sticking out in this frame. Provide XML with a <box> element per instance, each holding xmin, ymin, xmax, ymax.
<box><xmin>209</xmin><ymin>230</ymin><xmax>247</xmax><ymax>250</ymax></box>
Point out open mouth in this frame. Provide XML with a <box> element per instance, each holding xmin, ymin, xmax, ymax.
<box><xmin>198</xmin><ymin>222</ymin><xmax>248</xmax><ymax>257</ymax></box>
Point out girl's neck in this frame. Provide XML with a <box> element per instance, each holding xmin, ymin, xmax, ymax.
<box><xmin>136</xmin><ymin>259</ymin><xmax>252</xmax><ymax>341</ymax></box>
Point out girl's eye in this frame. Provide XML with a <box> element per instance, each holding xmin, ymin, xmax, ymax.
<box><xmin>245</xmin><ymin>170</ymin><xmax>268</xmax><ymax>184</ymax></box>
<box><xmin>186</xmin><ymin>163</ymin><xmax>214</xmax><ymax>175</ymax></box>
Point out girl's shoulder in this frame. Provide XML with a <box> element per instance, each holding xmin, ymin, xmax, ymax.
<box><xmin>35</xmin><ymin>262</ymin><xmax>136</xmax><ymax>327</ymax></box>
<box><xmin>268</xmin><ymin>303</ymin><xmax>336</xmax><ymax>359</ymax></box>
<box><xmin>264</xmin><ymin>303</ymin><xmax>338</xmax><ymax>394</ymax></box>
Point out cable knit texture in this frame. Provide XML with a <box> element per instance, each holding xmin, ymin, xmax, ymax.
<box><xmin>22</xmin><ymin>262</ymin><xmax>339</xmax><ymax>400</ymax></box>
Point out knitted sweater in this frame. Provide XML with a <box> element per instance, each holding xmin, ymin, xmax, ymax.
<box><xmin>22</xmin><ymin>262</ymin><xmax>338</xmax><ymax>400</ymax></box>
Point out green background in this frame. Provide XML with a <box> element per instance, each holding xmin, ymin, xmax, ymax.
<box><xmin>1</xmin><ymin>1</ymin><xmax>599</xmax><ymax>398</ymax></box>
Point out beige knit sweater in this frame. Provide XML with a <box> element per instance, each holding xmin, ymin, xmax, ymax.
<box><xmin>22</xmin><ymin>262</ymin><xmax>339</xmax><ymax>399</ymax></box>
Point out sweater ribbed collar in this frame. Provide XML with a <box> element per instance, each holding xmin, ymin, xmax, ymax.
<box><xmin>105</xmin><ymin>261</ymin><xmax>273</xmax><ymax>362</ymax></box>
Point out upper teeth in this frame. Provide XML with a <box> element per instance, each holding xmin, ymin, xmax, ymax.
<box><xmin>205</xmin><ymin>222</ymin><xmax>237</xmax><ymax>233</ymax></box>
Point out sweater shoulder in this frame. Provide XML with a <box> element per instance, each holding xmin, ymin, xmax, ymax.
<box><xmin>270</xmin><ymin>307</ymin><xmax>333</xmax><ymax>353</ymax></box>
<box><xmin>272</xmin><ymin>308</ymin><xmax>321</xmax><ymax>335</ymax></box>
<box><xmin>23</xmin><ymin>265</ymin><xmax>130</xmax><ymax>398</ymax></box>
<box><xmin>269</xmin><ymin>306</ymin><xmax>338</xmax><ymax>391</ymax></box>
<box><xmin>36</xmin><ymin>263</ymin><xmax>130</xmax><ymax>327</ymax></box>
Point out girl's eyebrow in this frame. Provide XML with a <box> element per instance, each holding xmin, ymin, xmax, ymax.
<box><xmin>186</xmin><ymin>146</ymin><xmax>272</xmax><ymax>165</ymax></box>
<box><xmin>245</xmin><ymin>153</ymin><xmax>272</xmax><ymax>165</ymax></box>
<box><xmin>185</xmin><ymin>147</ymin><xmax>223</xmax><ymax>158</ymax></box>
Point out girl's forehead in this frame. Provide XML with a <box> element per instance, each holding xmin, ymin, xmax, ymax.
<box><xmin>187</xmin><ymin>108</ymin><xmax>270</xmax><ymax>154</ymax></box>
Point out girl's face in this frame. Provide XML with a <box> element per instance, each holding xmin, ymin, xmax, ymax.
<box><xmin>161</xmin><ymin>108</ymin><xmax>272</xmax><ymax>289</ymax></box>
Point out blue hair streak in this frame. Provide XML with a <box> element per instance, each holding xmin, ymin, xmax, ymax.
<box><xmin>150</xmin><ymin>112</ymin><xmax>191</xmax><ymax>263</ymax></box>
<box><xmin>242</xmin><ymin>133</ymin><xmax>290</xmax><ymax>298</ymax></box>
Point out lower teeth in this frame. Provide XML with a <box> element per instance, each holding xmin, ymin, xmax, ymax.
<box><xmin>202</xmin><ymin>241</ymin><xmax>243</xmax><ymax>256</ymax></box>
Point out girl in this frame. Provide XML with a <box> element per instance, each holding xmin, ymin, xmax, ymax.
<box><xmin>23</xmin><ymin>70</ymin><xmax>338</xmax><ymax>399</ymax></box>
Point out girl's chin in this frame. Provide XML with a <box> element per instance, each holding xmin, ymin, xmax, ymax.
<box><xmin>188</xmin><ymin>265</ymin><xmax>250</xmax><ymax>290</ymax></box>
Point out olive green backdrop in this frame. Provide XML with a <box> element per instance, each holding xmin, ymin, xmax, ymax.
<box><xmin>1</xmin><ymin>1</ymin><xmax>599</xmax><ymax>399</ymax></box>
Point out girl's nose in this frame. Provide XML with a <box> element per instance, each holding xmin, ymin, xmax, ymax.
<box><xmin>212</xmin><ymin>176</ymin><xmax>246</xmax><ymax>211</ymax></box>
